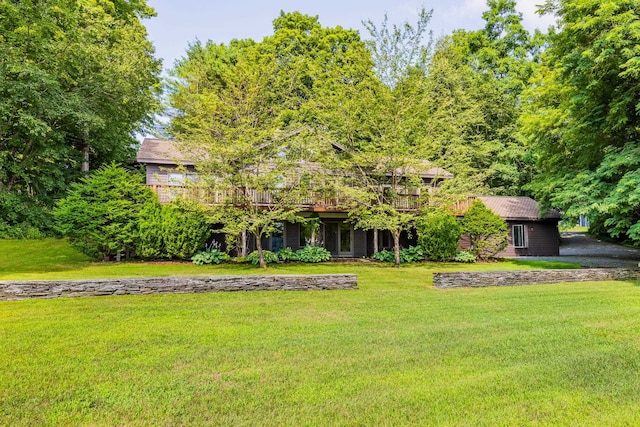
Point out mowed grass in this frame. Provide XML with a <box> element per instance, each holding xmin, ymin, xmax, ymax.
<box><xmin>2</xmin><ymin>239</ymin><xmax>640</xmax><ymax>425</ymax></box>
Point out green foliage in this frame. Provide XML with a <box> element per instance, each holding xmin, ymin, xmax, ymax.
<box><xmin>0</xmin><ymin>0</ymin><xmax>161</xmax><ymax>222</ymax></box>
<box><xmin>162</xmin><ymin>200</ymin><xmax>211</xmax><ymax>260</ymax></box>
<box><xmin>246</xmin><ymin>250</ymin><xmax>279</xmax><ymax>265</ymax></box>
<box><xmin>417</xmin><ymin>210</ymin><xmax>463</xmax><ymax>261</ymax></box>
<box><xmin>461</xmin><ymin>200</ymin><xmax>508</xmax><ymax>260</ymax></box>
<box><xmin>191</xmin><ymin>249</ymin><xmax>229</xmax><ymax>265</ymax></box>
<box><xmin>372</xmin><ymin>246</ymin><xmax>425</xmax><ymax>264</ymax></box>
<box><xmin>400</xmin><ymin>245</ymin><xmax>425</xmax><ymax>263</ymax></box>
<box><xmin>522</xmin><ymin>0</ymin><xmax>640</xmax><ymax>244</ymax></box>
<box><xmin>453</xmin><ymin>250</ymin><xmax>477</xmax><ymax>263</ymax></box>
<box><xmin>277</xmin><ymin>247</ymin><xmax>299</xmax><ymax>262</ymax></box>
<box><xmin>54</xmin><ymin>164</ymin><xmax>154</xmax><ymax>259</ymax></box>
<box><xmin>372</xmin><ymin>249</ymin><xmax>395</xmax><ymax>263</ymax></box>
<box><xmin>137</xmin><ymin>198</ymin><xmax>165</xmax><ymax>259</ymax></box>
<box><xmin>295</xmin><ymin>245</ymin><xmax>331</xmax><ymax>263</ymax></box>
<box><xmin>0</xmin><ymin>192</ymin><xmax>55</xmax><ymax>239</ymax></box>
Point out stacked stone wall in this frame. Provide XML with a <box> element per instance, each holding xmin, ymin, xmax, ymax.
<box><xmin>434</xmin><ymin>269</ymin><xmax>640</xmax><ymax>288</ymax></box>
<box><xmin>0</xmin><ymin>274</ymin><xmax>357</xmax><ymax>301</ymax></box>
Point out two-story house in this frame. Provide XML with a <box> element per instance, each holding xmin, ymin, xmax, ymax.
<box><xmin>137</xmin><ymin>138</ymin><xmax>560</xmax><ymax>258</ymax></box>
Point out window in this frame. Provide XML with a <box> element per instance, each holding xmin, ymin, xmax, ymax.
<box><xmin>512</xmin><ymin>224</ymin><xmax>527</xmax><ymax>248</ymax></box>
<box><xmin>167</xmin><ymin>172</ymin><xmax>199</xmax><ymax>186</ymax></box>
<box><xmin>168</xmin><ymin>172</ymin><xmax>185</xmax><ymax>186</ymax></box>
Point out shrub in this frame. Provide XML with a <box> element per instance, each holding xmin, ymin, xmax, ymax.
<box><xmin>277</xmin><ymin>247</ymin><xmax>298</xmax><ymax>262</ymax></box>
<box><xmin>54</xmin><ymin>164</ymin><xmax>155</xmax><ymax>259</ymax></box>
<box><xmin>295</xmin><ymin>245</ymin><xmax>331</xmax><ymax>263</ymax></box>
<box><xmin>372</xmin><ymin>246</ymin><xmax>424</xmax><ymax>263</ymax></box>
<box><xmin>191</xmin><ymin>249</ymin><xmax>229</xmax><ymax>265</ymax></box>
<box><xmin>453</xmin><ymin>250</ymin><xmax>476</xmax><ymax>263</ymax></box>
<box><xmin>162</xmin><ymin>199</ymin><xmax>211</xmax><ymax>260</ymax></box>
<box><xmin>246</xmin><ymin>250</ymin><xmax>279</xmax><ymax>265</ymax></box>
<box><xmin>137</xmin><ymin>198</ymin><xmax>165</xmax><ymax>259</ymax></box>
<box><xmin>417</xmin><ymin>210</ymin><xmax>462</xmax><ymax>261</ymax></box>
<box><xmin>461</xmin><ymin>200</ymin><xmax>508</xmax><ymax>260</ymax></box>
<box><xmin>400</xmin><ymin>245</ymin><xmax>425</xmax><ymax>263</ymax></box>
<box><xmin>372</xmin><ymin>249</ymin><xmax>395</xmax><ymax>263</ymax></box>
<box><xmin>0</xmin><ymin>191</ymin><xmax>55</xmax><ymax>239</ymax></box>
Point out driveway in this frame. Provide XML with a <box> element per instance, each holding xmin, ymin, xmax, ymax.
<box><xmin>518</xmin><ymin>232</ymin><xmax>640</xmax><ymax>268</ymax></box>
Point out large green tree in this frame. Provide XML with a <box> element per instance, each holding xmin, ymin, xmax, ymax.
<box><xmin>521</xmin><ymin>0</ymin><xmax>640</xmax><ymax>243</ymax></box>
<box><xmin>169</xmin><ymin>12</ymin><xmax>369</xmax><ymax>267</ymax></box>
<box><xmin>426</xmin><ymin>0</ymin><xmax>539</xmax><ymax>196</ymax></box>
<box><xmin>0</xmin><ymin>0</ymin><xmax>161</xmax><ymax>232</ymax></box>
<box><xmin>313</xmin><ymin>7</ymin><xmax>441</xmax><ymax>267</ymax></box>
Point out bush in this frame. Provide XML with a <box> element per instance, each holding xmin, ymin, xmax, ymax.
<box><xmin>372</xmin><ymin>249</ymin><xmax>394</xmax><ymax>263</ymax></box>
<box><xmin>417</xmin><ymin>210</ymin><xmax>462</xmax><ymax>261</ymax></box>
<box><xmin>54</xmin><ymin>164</ymin><xmax>155</xmax><ymax>259</ymax></box>
<box><xmin>137</xmin><ymin>198</ymin><xmax>165</xmax><ymax>259</ymax></box>
<box><xmin>246</xmin><ymin>250</ymin><xmax>279</xmax><ymax>265</ymax></box>
<box><xmin>372</xmin><ymin>246</ymin><xmax>425</xmax><ymax>263</ymax></box>
<box><xmin>400</xmin><ymin>245</ymin><xmax>425</xmax><ymax>263</ymax></box>
<box><xmin>191</xmin><ymin>249</ymin><xmax>229</xmax><ymax>265</ymax></box>
<box><xmin>453</xmin><ymin>250</ymin><xmax>476</xmax><ymax>263</ymax></box>
<box><xmin>461</xmin><ymin>200</ymin><xmax>508</xmax><ymax>260</ymax></box>
<box><xmin>0</xmin><ymin>191</ymin><xmax>55</xmax><ymax>239</ymax></box>
<box><xmin>162</xmin><ymin>200</ymin><xmax>211</xmax><ymax>260</ymax></box>
<box><xmin>277</xmin><ymin>247</ymin><xmax>298</xmax><ymax>262</ymax></box>
<box><xmin>295</xmin><ymin>245</ymin><xmax>331</xmax><ymax>263</ymax></box>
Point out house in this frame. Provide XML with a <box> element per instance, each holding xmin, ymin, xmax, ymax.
<box><xmin>136</xmin><ymin>138</ymin><xmax>560</xmax><ymax>258</ymax></box>
<box><xmin>456</xmin><ymin>196</ymin><xmax>561</xmax><ymax>257</ymax></box>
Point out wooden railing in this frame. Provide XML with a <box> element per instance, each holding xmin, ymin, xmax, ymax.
<box><xmin>147</xmin><ymin>184</ymin><xmax>423</xmax><ymax>211</ymax></box>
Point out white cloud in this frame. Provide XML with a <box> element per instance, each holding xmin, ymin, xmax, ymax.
<box><xmin>516</xmin><ymin>0</ymin><xmax>557</xmax><ymax>32</ymax></box>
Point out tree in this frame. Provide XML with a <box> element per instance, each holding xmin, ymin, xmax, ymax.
<box><xmin>521</xmin><ymin>0</ymin><xmax>640</xmax><ymax>244</ymax></box>
<box><xmin>315</xmin><ymin>7</ymin><xmax>440</xmax><ymax>267</ymax></box>
<box><xmin>460</xmin><ymin>200</ymin><xmax>508</xmax><ymax>259</ymax></box>
<box><xmin>168</xmin><ymin>13</ymin><xmax>367</xmax><ymax>267</ymax></box>
<box><xmin>0</xmin><ymin>0</ymin><xmax>161</xmax><ymax>233</ymax></box>
<box><xmin>424</xmin><ymin>0</ymin><xmax>539</xmax><ymax>196</ymax></box>
<box><xmin>54</xmin><ymin>165</ymin><xmax>155</xmax><ymax>259</ymax></box>
<box><xmin>417</xmin><ymin>209</ymin><xmax>462</xmax><ymax>261</ymax></box>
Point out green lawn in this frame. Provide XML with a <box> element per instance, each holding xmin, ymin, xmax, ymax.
<box><xmin>2</xmin><ymin>239</ymin><xmax>639</xmax><ymax>426</ymax></box>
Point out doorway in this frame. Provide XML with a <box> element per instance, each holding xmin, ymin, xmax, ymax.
<box><xmin>323</xmin><ymin>221</ymin><xmax>353</xmax><ymax>257</ymax></box>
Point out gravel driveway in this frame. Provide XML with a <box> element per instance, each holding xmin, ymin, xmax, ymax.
<box><xmin>518</xmin><ymin>232</ymin><xmax>640</xmax><ymax>268</ymax></box>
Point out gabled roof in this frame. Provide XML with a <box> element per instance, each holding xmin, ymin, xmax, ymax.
<box><xmin>136</xmin><ymin>138</ymin><xmax>194</xmax><ymax>166</ymax></box>
<box><xmin>136</xmin><ymin>138</ymin><xmax>454</xmax><ymax>180</ymax></box>
<box><xmin>452</xmin><ymin>196</ymin><xmax>560</xmax><ymax>221</ymax></box>
<box><xmin>477</xmin><ymin>196</ymin><xmax>561</xmax><ymax>221</ymax></box>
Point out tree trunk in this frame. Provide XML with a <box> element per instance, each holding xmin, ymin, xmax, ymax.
<box><xmin>241</xmin><ymin>230</ymin><xmax>247</xmax><ymax>256</ymax></box>
<box><xmin>236</xmin><ymin>229</ymin><xmax>248</xmax><ymax>257</ymax></box>
<box><xmin>373</xmin><ymin>228</ymin><xmax>379</xmax><ymax>253</ymax></box>
<box><xmin>255</xmin><ymin>233</ymin><xmax>266</xmax><ymax>269</ymax></box>
<box><xmin>393</xmin><ymin>229</ymin><xmax>401</xmax><ymax>267</ymax></box>
<box><xmin>81</xmin><ymin>131</ymin><xmax>90</xmax><ymax>172</ymax></box>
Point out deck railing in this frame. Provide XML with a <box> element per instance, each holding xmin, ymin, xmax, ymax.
<box><xmin>146</xmin><ymin>184</ymin><xmax>423</xmax><ymax>211</ymax></box>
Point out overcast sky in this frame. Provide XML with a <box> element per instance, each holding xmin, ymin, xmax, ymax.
<box><xmin>144</xmin><ymin>0</ymin><xmax>556</xmax><ymax>73</ymax></box>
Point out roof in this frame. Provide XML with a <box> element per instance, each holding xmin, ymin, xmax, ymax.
<box><xmin>477</xmin><ymin>196</ymin><xmax>561</xmax><ymax>221</ymax></box>
<box><xmin>136</xmin><ymin>138</ymin><xmax>194</xmax><ymax>166</ymax></box>
<box><xmin>136</xmin><ymin>138</ymin><xmax>454</xmax><ymax>180</ymax></box>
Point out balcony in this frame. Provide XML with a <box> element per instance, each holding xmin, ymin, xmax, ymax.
<box><xmin>146</xmin><ymin>184</ymin><xmax>423</xmax><ymax>212</ymax></box>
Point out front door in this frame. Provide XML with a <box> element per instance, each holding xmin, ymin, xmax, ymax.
<box><xmin>323</xmin><ymin>221</ymin><xmax>353</xmax><ymax>257</ymax></box>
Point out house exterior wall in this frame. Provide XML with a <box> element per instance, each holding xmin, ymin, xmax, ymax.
<box><xmin>459</xmin><ymin>220</ymin><xmax>560</xmax><ymax>257</ymax></box>
<box><xmin>146</xmin><ymin>164</ymin><xmax>197</xmax><ymax>186</ymax></box>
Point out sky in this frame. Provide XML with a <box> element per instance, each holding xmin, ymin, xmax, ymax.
<box><xmin>143</xmin><ymin>0</ymin><xmax>556</xmax><ymax>73</ymax></box>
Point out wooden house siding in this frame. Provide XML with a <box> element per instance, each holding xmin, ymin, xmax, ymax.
<box><xmin>459</xmin><ymin>220</ymin><xmax>559</xmax><ymax>257</ymax></box>
<box><xmin>501</xmin><ymin>220</ymin><xmax>559</xmax><ymax>257</ymax></box>
<box><xmin>353</xmin><ymin>229</ymin><xmax>367</xmax><ymax>258</ymax></box>
<box><xmin>285</xmin><ymin>222</ymin><xmax>301</xmax><ymax>251</ymax></box>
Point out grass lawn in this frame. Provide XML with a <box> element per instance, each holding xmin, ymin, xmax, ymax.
<box><xmin>2</xmin><ymin>239</ymin><xmax>640</xmax><ymax>425</ymax></box>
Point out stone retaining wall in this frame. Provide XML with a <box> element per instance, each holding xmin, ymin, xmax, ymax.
<box><xmin>434</xmin><ymin>268</ymin><xmax>640</xmax><ymax>289</ymax></box>
<box><xmin>0</xmin><ymin>274</ymin><xmax>358</xmax><ymax>301</ymax></box>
